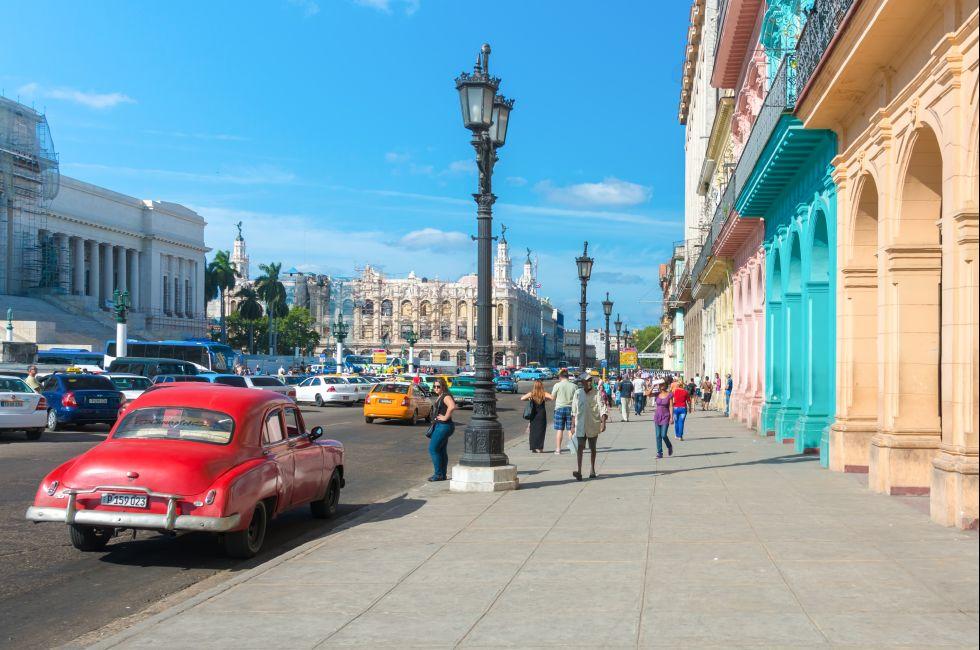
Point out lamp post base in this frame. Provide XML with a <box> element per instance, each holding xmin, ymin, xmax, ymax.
<box><xmin>450</xmin><ymin>464</ymin><xmax>519</xmax><ymax>492</ymax></box>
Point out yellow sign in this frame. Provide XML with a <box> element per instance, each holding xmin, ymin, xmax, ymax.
<box><xmin>620</xmin><ymin>348</ymin><xmax>638</xmax><ymax>369</ymax></box>
<box><xmin>372</xmin><ymin>351</ymin><xmax>388</xmax><ymax>364</ymax></box>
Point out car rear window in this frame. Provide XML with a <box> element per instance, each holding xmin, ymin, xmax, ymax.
<box><xmin>175</xmin><ymin>376</ymin><xmax>210</xmax><ymax>383</ymax></box>
<box><xmin>454</xmin><ymin>378</ymin><xmax>474</xmax><ymax>386</ymax></box>
<box><xmin>110</xmin><ymin>377</ymin><xmax>151</xmax><ymax>391</ymax></box>
<box><xmin>114</xmin><ymin>407</ymin><xmax>234</xmax><ymax>445</ymax></box>
<box><xmin>62</xmin><ymin>376</ymin><xmax>115</xmax><ymax>390</ymax></box>
<box><xmin>0</xmin><ymin>378</ymin><xmax>31</xmax><ymax>392</ymax></box>
<box><xmin>373</xmin><ymin>383</ymin><xmax>409</xmax><ymax>394</ymax></box>
<box><xmin>214</xmin><ymin>376</ymin><xmax>248</xmax><ymax>388</ymax></box>
<box><xmin>251</xmin><ymin>377</ymin><xmax>284</xmax><ymax>387</ymax></box>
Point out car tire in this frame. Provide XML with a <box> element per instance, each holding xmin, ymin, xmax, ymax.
<box><xmin>68</xmin><ymin>524</ymin><xmax>113</xmax><ymax>552</ymax></box>
<box><xmin>314</xmin><ymin>394</ymin><xmax>324</xmax><ymax>407</ymax></box>
<box><xmin>346</xmin><ymin>401</ymin><xmax>355</xmax><ymax>407</ymax></box>
<box><xmin>224</xmin><ymin>501</ymin><xmax>267</xmax><ymax>559</ymax></box>
<box><xmin>310</xmin><ymin>472</ymin><xmax>341</xmax><ymax>519</ymax></box>
<box><xmin>365</xmin><ymin>416</ymin><xmax>374</xmax><ymax>424</ymax></box>
<box><xmin>26</xmin><ymin>428</ymin><xmax>43</xmax><ymax>441</ymax></box>
<box><xmin>425</xmin><ymin>408</ymin><xmax>432</xmax><ymax>423</ymax></box>
<box><xmin>46</xmin><ymin>410</ymin><xmax>60</xmax><ymax>431</ymax></box>
<box><xmin>409</xmin><ymin>409</ymin><xmax>419</xmax><ymax>426</ymax></box>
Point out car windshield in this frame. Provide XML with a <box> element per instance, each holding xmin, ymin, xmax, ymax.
<box><xmin>0</xmin><ymin>378</ymin><xmax>31</xmax><ymax>392</ymax></box>
<box><xmin>110</xmin><ymin>376</ymin><xmax>151</xmax><ymax>391</ymax></box>
<box><xmin>63</xmin><ymin>376</ymin><xmax>115</xmax><ymax>390</ymax></box>
<box><xmin>214</xmin><ymin>376</ymin><xmax>248</xmax><ymax>387</ymax></box>
<box><xmin>455</xmin><ymin>378</ymin><xmax>474</xmax><ymax>386</ymax></box>
<box><xmin>113</xmin><ymin>407</ymin><xmax>235</xmax><ymax>445</ymax></box>
<box><xmin>373</xmin><ymin>383</ymin><xmax>409</xmax><ymax>394</ymax></box>
<box><xmin>251</xmin><ymin>377</ymin><xmax>283</xmax><ymax>387</ymax></box>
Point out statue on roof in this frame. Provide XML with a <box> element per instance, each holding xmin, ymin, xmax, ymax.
<box><xmin>525</xmin><ymin>247</ymin><xmax>533</xmax><ymax>264</ymax></box>
<box><xmin>235</xmin><ymin>221</ymin><xmax>243</xmax><ymax>241</ymax></box>
<box><xmin>500</xmin><ymin>223</ymin><xmax>507</xmax><ymax>242</ymax></box>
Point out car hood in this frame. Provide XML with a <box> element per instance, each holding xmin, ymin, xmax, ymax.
<box><xmin>61</xmin><ymin>440</ymin><xmax>246</xmax><ymax>496</ymax></box>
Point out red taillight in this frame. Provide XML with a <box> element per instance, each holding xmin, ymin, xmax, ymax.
<box><xmin>326</xmin><ymin>386</ymin><xmax>336</xmax><ymax>392</ymax></box>
<box><xmin>288</xmin><ymin>389</ymin><xmax>296</xmax><ymax>398</ymax></box>
<box><xmin>401</xmin><ymin>397</ymin><xmax>409</xmax><ymax>406</ymax></box>
<box><xmin>61</xmin><ymin>392</ymin><xmax>77</xmax><ymax>408</ymax></box>
<box><xmin>35</xmin><ymin>396</ymin><xmax>47</xmax><ymax>410</ymax></box>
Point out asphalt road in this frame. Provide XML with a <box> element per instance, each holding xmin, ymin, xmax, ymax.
<box><xmin>0</xmin><ymin>385</ymin><xmax>536</xmax><ymax>649</ymax></box>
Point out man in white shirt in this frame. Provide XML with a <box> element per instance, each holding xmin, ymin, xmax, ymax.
<box><xmin>571</xmin><ymin>373</ymin><xmax>608</xmax><ymax>480</ymax></box>
<box><xmin>632</xmin><ymin>372</ymin><xmax>645</xmax><ymax>417</ymax></box>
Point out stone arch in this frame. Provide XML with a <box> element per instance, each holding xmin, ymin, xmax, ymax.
<box><xmin>895</xmin><ymin>126</ymin><xmax>943</xmax><ymax>247</ymax></box>
<box><xmin>456</xmin><ymin>350</ymin><xmax>467</xmax><ymax>367</ymax></box>
<box><xmin>361</xmin><ymin>300</ymin><xmax>374</xmax><ymax>315</ymax></box>
<box><xmin>457</xmin><ymin>301</ymin><xmax>468</xmax><ymax>319</ymax></box>
<box><xmin>380</xmin><ymin>299</ymin><xmax>393</xmax><ymax>317</ymax></box>
<box><xmin>417</xmin><ymin>350</ymin><xmax>430</xmax><ymax>361</ymax></box>
<box><xmin>850</xmin><ymin>173</ymin><xmax>881</xmax><ymax>269</ymax></box>
<box><xmin>342</xmin><ymin>298</ymin><xmax>355</xmax><ymax>317</ymax></box>
<box><xmin>419</xmin><ymin>300</ymin><xmax>432</xmax><ymax>319</ymax></box>
<box><xmin>787</xmin><ymin>231</ymin><xmax>803</xmax><ymax>295</ymax></box>
<box><xmin>808</xmin><ymin>209</ymin><xmax>831</xmax><ymax>284</ymax></box>
<box><xmin>439</xmin><ymin>350</ymin><xmax>450</xmax><ymax>362</ymax></box>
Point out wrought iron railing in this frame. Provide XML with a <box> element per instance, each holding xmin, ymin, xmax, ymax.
<box><xmin>794</xmin><ymin>0</ymin><xmax>855</xmax><ymax>99</ymax></box>
<box><xmin>684</xmin><ymin>56</ymin><xmax>794</xmax><ymax>289</ymax></box>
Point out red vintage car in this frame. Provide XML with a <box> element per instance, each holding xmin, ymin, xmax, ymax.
<box><xmin>26</xmin><ymin>385</ymin><xmax>344</xmax><ymax>558</ymax></box>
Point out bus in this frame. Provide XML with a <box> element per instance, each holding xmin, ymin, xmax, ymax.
<box><xmin>105</xmin><ymin>339</ymin><xmax>242</xmax><ymax>373</ymax></box>
<box><xmin>343</xmin><ymin>353</ymin><xmax>407</xmax><ymax>374</ymax></box>
<box><xmin>36</xmin><ymin>348</ymin><xmax>106</xmax><ymax>371</ymax></box>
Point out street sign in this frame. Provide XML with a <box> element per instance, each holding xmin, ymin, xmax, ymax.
<box><xmin>620</xmin><ymin>348</ymin><xmax>638</xmax><ymax>369</ymax></box>
<box><xmin>637</xmin><ymin>352</ymin><xmax>664</xmax><ymax>359</ymax></box>
<box><xmin>600</xmin><ymin>360</ymin><xmax>607</xmax><ymax>368</ymax></box>
<box><xmin>372</xmin><ymin>351</ymin><xmax>387</xmax><ymax>364</ymax></box>
<box><xmin>318</xmin><ymin>354</ymin><xmax>327</xmax><ymax>364</ymax></box>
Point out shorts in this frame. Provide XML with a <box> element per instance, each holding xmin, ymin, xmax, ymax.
<box><xmin>574</xmin><ymin>434</ymin><xmax>598</xmax><ymax>451</ymax></box>
<box><xmin>553</xmin><ymin>406</ymin><xmax>572</xmax><ymax>431</ymax></box>
<box><xmin>703</xmin><ymin>392</ymin><xmax>712</xmax><ymax>403</ymax></box>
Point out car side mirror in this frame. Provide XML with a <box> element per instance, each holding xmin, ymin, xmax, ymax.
<box><xmin>309</xmin><ymin>425</ymin><xmax>324</xmax><ymax>441</ymax></box>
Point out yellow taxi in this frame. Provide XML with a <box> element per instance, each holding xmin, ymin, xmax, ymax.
<box><xmin>364</xmin><ymin>381</ymin><xmax>434</xmax><ymax>425</ymax></box>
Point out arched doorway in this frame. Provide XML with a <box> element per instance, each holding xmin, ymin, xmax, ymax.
<box><xmin>438</xmin><ymin>350</ymin><xmax>450</xmax><ymax>362</ymax></box>
<box><xmin>493</xmin><ymin>351</ymin><xmax>505</xmax><ymax>366</ymax></box>
<box><xmin>799</xmin><ymin>208</ymin><xmax>834</xmax><ymax>455</ymax></box>
<box><xmin>456</xmin><ymin>350</ymin><xmax>467</xmax><ymax>368</ymax></box>
<box><xmin>777</xmin><ymin>231</ymin><xmax>804</xmax><ymax>441</ymax></box>
<box><xmin>762</xmin><ymin>247</ymin><xmax>784</xmax><ymax>436</ymax></box>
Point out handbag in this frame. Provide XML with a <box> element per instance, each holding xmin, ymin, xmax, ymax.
<box><xmin>425</xmin><ymin>422</ymin><xmax>435</xmax><ymax>439</ymax></box>
<box><xmin>522</xmin><ymin>400</ymin><xmax>535</xmax><ymax>420</ymax></box>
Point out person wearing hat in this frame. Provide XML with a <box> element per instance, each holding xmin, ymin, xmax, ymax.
<box><xmin>570</xmin><ymin>372</ymin><xmax>608</xmax><ymax>480</ymax></box>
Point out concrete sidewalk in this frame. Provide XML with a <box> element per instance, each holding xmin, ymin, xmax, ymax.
<box><xmin>91</xmin><ymin>410</ymin><xmax>979</xmax><ymax>648</ymax></box>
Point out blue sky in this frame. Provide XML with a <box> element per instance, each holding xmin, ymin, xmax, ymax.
<box><xmin>2</xmin><ymin>0</ymin><xmax>688</xmax><ymax>329</ymax></box>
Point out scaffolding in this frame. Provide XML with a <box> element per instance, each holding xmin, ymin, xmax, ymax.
<box><xmin>0</xmin><ymin>95</ymin><xmax>61</xmax><ymax>295</ymax></box>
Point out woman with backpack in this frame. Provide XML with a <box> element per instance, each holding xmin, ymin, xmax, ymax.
<box><xmin>520</xmin><ymin>379</ymin><xmax>553</xmax><ymax>453</ymax></box>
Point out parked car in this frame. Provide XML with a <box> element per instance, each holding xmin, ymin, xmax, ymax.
<box><xmin>450</xmin><ymin>375</ymin><xmax>476</xmax><ymax>406</ymax></box>
<box><xmin>151</xmin><ymin>374</ymin><xmax>211</xmax><ymax>384</ymax></box>
<box><xmin>295</xmin><ymin>375</ymin><xmax>359</xmax><ymax>407</ymax></box>
<box><xmin>107</xmin><ymin>357</ymin><xmax>199</xmax><ymax>379</ymax></box>
<box><xmin>494</xmin><ymin>375</ymin><xmax>520</xmax><ymax>394</ymax></box>
<box><xmin>26</xmin><ymin>385</ymin><xmax>344</xmax><ymax>558</ymax></box>
<box><xmin>344</xmin><ymin>376</ymin><xmax>375</xmax><ymax>401</ymax></box>
<box><xmin>39</xmin><ymin>373</ymin><xmax>123</xmax><ymax>431</ymax></box>
<box><xmin>364</xmin><ymin>382</ymin><xmax>433</xmax><ymax>425</ymax></box>
<box><xmin>244</xmin><ymin>375</ymin><xmax>295</xmax><ymax>400</ymax></box>
<box><xmin>0</xmin><ymin>375</ymin><xmax>48</xmax><ymax>440</ymax></box>
<box><xmin>514</xmin><ymin>368</ymin><xmax>545</xmax><ymax>381</ymax></box>
<box><xmin>282</xmin><ymin>375</ymin><xmax>311</xmax><ymax>386</ymax></box>
<box><xmin>200</xmin><ymin>373</ymin><xmax>249</xmax><ymax>388</ymax></box>
<box><xmin>104</xmin><ymin>374</ymin><xmax>152</xmax><ymax>401</ymax></box>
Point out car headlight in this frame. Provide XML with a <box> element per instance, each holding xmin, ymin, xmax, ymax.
<box><xmin>46</xmin><ymin>480</ymin><xmax>59</xmax><ymax>496</ymax></box>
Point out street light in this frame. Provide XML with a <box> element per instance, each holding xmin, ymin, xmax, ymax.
<box><xmin>112</xmin><ymin>289</ymin><xmax>132</xmax><ymax>357</ymax></box>
<box><xmin>576</xmin><ymin>241</ymin><xmax>594</xmax><ymax>370</ymax></box>
<box><xmin>332</xmin><ymin>312</ymin><xmax>349</xmax><ymax>372</ymax></box>
<box><xmin>451</xmin><ymin>43</ymin><xmax>517</xmax><ymax>491</ymax></box>
<box><xmin>602</xmin><ymin>292</ymin><xmax>613</xmax><ymax>378</ymax></box>
<box><xmin>403</xmin><ymin>323</ymin><xmax>419</xmax><ymax>374</ymax></box>
<box><xmin>614</xmin><ymin>313</ymin><xmax>622</xmax><ymax>371</ymax></box>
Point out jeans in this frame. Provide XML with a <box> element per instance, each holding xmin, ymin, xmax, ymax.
<box><xmin>620</xmin><ymin>396</ymin><xmax>632</xmax><ymax>421</ymax></box>
<box><xmin>654</xmin><ymin>422</ymin><xmax>673</xmax><ymax>455</ymax></box>
<box><xmin>724</xmin><ymin>390</ymin><xmax>732</xmax><ymax>416</ymax></box>
<box><xmin>633</xmin><ymin>393</ymin><xmax>644</xmax><ymax>415</ymax></box>
<box><xmin>428</xmin><ymin>421</ymin><xmax>455</xmax><ymax>478</ymax></box>
<box><xmin>673</xmin><ymin>407</ymin><xmax>687</xmax><ymax>438</ymax></box>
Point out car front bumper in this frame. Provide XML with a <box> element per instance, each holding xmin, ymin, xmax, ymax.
<box><xmin>26</xmin><ymin>505</ymin><xmax>241</xmax><ymax>532</ymax></box>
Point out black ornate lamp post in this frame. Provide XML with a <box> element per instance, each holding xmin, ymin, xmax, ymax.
<box><xmin>602</xmin><ymin>293</ymin><xmax>613</xmax><ymax>377</ymax></box>
<box><xmin>332</xmin><ymin>312</ymin><xmax>349</xmax><ymax>371</ymax></box>
<box><xmin>614</xmin><ymin>313</ymin><xmax>623</xmax><ymax>371</ymax></box>
<box><xmin>575</xmin><ymin>241</ymin><xmax>594</xmax><ymax>370</ymax></box>
<box><xmin>451</xmin><ymin>43</ymin><xmax>517</xmax><ymax>491</ymax></box>
<box><xmin>403</xmin><ymin>324</ymin><xmax>419</xmax><ymax>373</ymax></box>
<box><xmin>112</xmin><ymin>289</ymin><xmax>132</xmax><ymax>357</ymax></box>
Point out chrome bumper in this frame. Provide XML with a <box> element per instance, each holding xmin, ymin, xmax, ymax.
<box><xmin>26</xmin><ymin>505</ymin><xmax>241</xmax><ymax>532</ymax></box>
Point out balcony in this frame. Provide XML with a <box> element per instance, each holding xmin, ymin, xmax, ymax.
<box><xmin>794</xmin><ymin>0</ymin><xmax>856</xmax><ymax>102</ymax></box>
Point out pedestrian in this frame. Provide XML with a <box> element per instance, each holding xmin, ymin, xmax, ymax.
<box><xmin>632</xmin><ymin>372</ymin><xmax>644</xmax><ymax>417</ymax></box>
<box><xmin>277</xmin><ymin>365</ymin><xmax>286</xmax><ymax>379</ymax></box>
<box><xmin>673</xmin><ymin>379</ymin><xmax>691</xmax><ymax>439</ymax></box>
<box><xmin>551</xmin><ymin>369</ymin><xmax>578</xmax><ymax>454</ymax></box>
<box><xmin>617</xmin><ymin>374</ymin><xmax>634</xmax><ymax>422</ymax></box>
<box><xmin>254</xmin><ymin>363</ymin><xmax>263</xmax><ymax>376</ymax></box>
<box><xmin>686</xmin><ymin>376</ymin><xmax>697</xmax><ymax>411</ymax></box>
<box><xmin>521</xmin><ymin>379</ymin><xmax>553</xmax><ymax>453</ymax></box>
<box><xmin>725</xmin><ymin>372</ymin><xmax>733</xmax><ymax>416</ymax></box>
<box><xmin>427</xmin><ymin>377</ymin><xmax>456</xmax><ymax>481</ymax></box>
<box><xmin>24</xmin><ymin>365</ymin><xmax>41</xmax><ymax>391</ymax></box>
<box><xmin>571</xmin><ymin>373</ymin><xmax>608</xmax><ymax>480</ymax></box>
<box><xmin>649</xmin><ymin>377</ymin><xmax>674</xmax><ymax>459</ymax></box>
<box><xmin>701</xmin><ymin>376</ymin><xmax>713</xmax><ymax>411</ymax></box>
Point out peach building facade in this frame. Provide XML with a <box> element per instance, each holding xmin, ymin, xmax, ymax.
<box><xmin>798</xmin><ymin>0</ymin><xmax>979</xmax><ymax>528</ymax></box>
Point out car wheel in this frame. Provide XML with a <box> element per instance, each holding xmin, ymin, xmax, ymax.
<box><xmin>409</xmin><ymin>409</ymin><xmax>419</xmax><ymax>426</ymax></box>
<box><xmin>224</xmin><ymin>501</ymin><xmax>267</xmax><ymax>559</ymax></box>
<box><xmin>26</xmin><ymin>428</ymin><xmax>43</xmax><ymax>441</ymax></box>
<box><xmin>68</xmin><ymin>524</ymin><xmax>113</xmax><ymax>551</ymax></box>
<box><xmin>310</xmin><ymin>472</ymin><xmax>341</xmax><ymax>519</ymax></box>
<box><xmin>346</xmin><ymin>401</ymin><xmax>355</xmax><ymax>407</ymax></box>
<box><xmin>46</xmin><ymin>410</ymin><xmax>60</xmax><ymax>431</ymax></box>
<box><xmin>365</xmin><ymin>416</ymin><xmax>374</xmax><ymax>424</ymax></box>
<box><xmin>314</xmin><ymin>394</ymin><xmax>324</xmax><ymax>407</ymax></box>
<box><xmin>425</xmin><ymin>408</ymin><xmax>432</xmax><ymax>423</ymax></box>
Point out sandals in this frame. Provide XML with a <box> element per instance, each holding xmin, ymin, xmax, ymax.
<box><xmin>572</xmin><ymin>471</ymin><xmax>582</xmax><ymax>481</ymax></box>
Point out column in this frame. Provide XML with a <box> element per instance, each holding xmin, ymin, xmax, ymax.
<box><xmin>117</xmin><ymin>246</ymin><xmax>128</xmax><ymax>294</ymax></box>
<box><xmin>175</xmin><ymin>257</ymin><xmax>183</xmax><ymax>317</ymax></box>
<box><xmin>72</xmin><ymin>237</ymin><xmax>85</xmax><ymax>295</ymax></box>
<box><xmin>88</xmin><ymin>241</ymin><xmax>101</xmax><ymax>301</ymax></box>
<box><xmin>130</xmin><ymin>251</ymin><xmax>141</xmax><ymax>311</ymax></box>
<box><xmin>165</xmin><ymin>255</ymin><xmax>174</xmax><ymax>315</ymax></box>
<box><xmin>102</xmin><ymin>243</ymin><xmax>114</xmax><ymax>307</ymax></box>
<box><xmin>186</xmin><ymin>258</ymin><xmax>194</xmax><ymax>318</ymax></box>
<box><xmin>57</xmin><ymin>234</ymin><xmax>71</xmax><ymax>292</ymax></box>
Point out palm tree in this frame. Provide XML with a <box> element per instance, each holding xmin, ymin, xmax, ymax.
<box><xmin>205</xmin><ymin>250</ymin><xmax>238</xmax><ymax>343</ymax></box>
<box><xmin>235</xmin><ymin>285</ymin><xmax>264</xmax><ymax>354</ymax></box>
<box><xmin>255</xmin><ymin>262</ymin><xmax>287</xmax><ymax>354</ymax></box>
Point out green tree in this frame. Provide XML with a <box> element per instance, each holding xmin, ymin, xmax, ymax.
<box><xmin>226</xmin><ymin>312</ymin><xmax>268</xmax><ymax>353</ymax></box>
<box><xmin>275</xmin><ymin>306</ymin><xmax>321</xmax><ymax>355</ymax></box>
<box><xmin>204</xmin><ymin>250</ymin><xmax>238</xmax><ymax>344</ymax></box>
<box><xmin>234</xmin><ymin>285</ymin><xmax>264</xmax><ymax>354</ymax></box>
<box><xmin>633</xmin><ymin>325</ymin><xmax>663</xmax><ymax>369</ymax></box>
<box><xmin>254</xmin><ymin>262</ymin><xmax>287</xmax><ymax>354</ymax></box>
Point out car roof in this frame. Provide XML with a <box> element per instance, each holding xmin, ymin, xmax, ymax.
<box><xmin>105</xmin><ymin>373</ymin><xmax>147</xmax><ymax>378</ymax></box>
<box><xmin>131</xmin><ymin>384</ymin><xmax>288</xmax><ymax>421</ymax></box>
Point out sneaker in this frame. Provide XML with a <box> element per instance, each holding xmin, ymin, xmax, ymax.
<box><xmin>554</xmin><ymin>449</ymin><xmax>561</xmax><ymax>455</ymax></box>
<box><xmin>588</xmin><ymin>472</ymin><xmax>597</xmax><ymax>479</ymax></box>
<box><xmin>656</xmin><ymin>453</ymin><xmax>663</xmax><ymax>459</ymax></box>
<box><xmin>668</xmin><ymin>446</ymin><xmax>674</xmax><ymax>456</ymax></box>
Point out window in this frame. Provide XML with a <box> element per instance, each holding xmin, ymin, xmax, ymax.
<box><xmin>0</xmin><ymin>378</ymin><xmax>31</xmax><ymax>392</ymax></box>
<box><xmin>252</xmin><ymin>377</ymin><xmax>284</xmax><ymax>387</ymax></box>
<box><xmin>380</xmin><ymin>300</ymin><xmax>393</xmax><ymax>317</ymax></box>
<box><xmin>284</xmin><ymin>407</ymin><xmax>304</xmax><ymax>437</ymax></box>
<box><xmin>109</xmin><ymin>376</ymin><xmax>152</xmax><ymax>391</ymax></box>
<box><xmin>214</xmin><ymin>376</ymin><xmax>248</xmax><ymax>387</ymax></box>
<box><xmin>263</xmin><ymin>410</ymin><xmax>285</xmax><ymax>445</ymax></box>
<box><xmin>42</xmin><ymin>377</ymin><xmax>58</xmax><ymax>391</ymax></box>
<box><xmin>63</xmin><ymin>376</ymin><xmax>114</xmax><ymax>390</ymax></box>
<box><xmin>114</xmin><ymin>407</ymin><xmax>235</xmax><ymax>445</ymax></box>
<box><xmin>362</xmin><ymin>300</ymin><xmax>374</xmax><ymax>315</ymax></box>
<box><xmin>373</xmin><ymin>383</ymin><xmax>409</xmax><ymax>394</ymax></box>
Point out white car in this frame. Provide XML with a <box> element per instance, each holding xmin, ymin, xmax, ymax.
<box><xmin>104</xmin><ymin>373</ymin><xmax>152</xmax><ymax>401</ymax></box>
<box><xmin>244</xmin><ymin>375</ymin><xmax>296</xmax><ymax>400</ymax></box>
<box><xmin>343</xmin><ymin>376</ymin><xmax>375</xmax><ymax>402</ymax></box>
<box><xmin>295</xmin><ymin>375</ymin><xmax>359</xmax><ymax>406</ymax></box>
<box><xmin>0</xmin><ymin>375</ymin><xmax>48</xmax><ymax>441</ymax></box>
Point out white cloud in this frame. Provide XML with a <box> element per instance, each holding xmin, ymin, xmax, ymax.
<box><xmin>506</xmin><ymin>176</ymin><xmax>528</xmax><ymax>186</ymax></box>
<box><xmin>19</xmin><ymin>82</ymin><xmax>135</xmax><ymax>110</ymax></box>
<box><xmin>63</xmin><ymin>162</ymin><xmax>296</xmax><ymax>185</ymax></box>
<box><xmin>536</xmin><ymin>177</ymin><xmax>651</xmax><ymax>207</ymax></box>
<box><xmin>384</xmin><ymin>151</ymin><xmax>410</xmax><ymax>164</ymax></box>
<box><xmin>353</xmin><ymin>0</ymin><xmax>419</xmax><ymax>14</ymax></box>
<box><xmin>287</xmin><ymin>0</ymin><xmax>320</xmax><ymax>17</ymax></box>
<box><xmin>397</xmin><ymin>228</ymin><xmax>470</xmax><ymax>252</ymax></box>
<box><xmin>447</xmin><ymin>159</ymin><xmax>472</xmax><ymax>174</ymax></box>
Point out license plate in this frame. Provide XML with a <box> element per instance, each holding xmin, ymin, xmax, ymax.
<box><xmin>100</xmin><ymin>493</ymin><xmax>148</xmax><ymax>508</ymax></box>
<box><xmin>379</xmin><ymin>398</ymin><xmax>392</xmax><ymax>404</ymax></box>
<box><xmin>1</xmin><ymin>400</ymin><xmax>23</xmax><ymax>407</ymax></box>
<box><xmin>88</xmin><ymin>398</ymin><xmax>108</xmax><ymax>404</ymax></box>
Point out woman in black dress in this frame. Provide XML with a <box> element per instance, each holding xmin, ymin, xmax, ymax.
<box><xmin>520</xmin><ymin>379</ymin><xmax>553</xmax><ymax>453</ymax></box>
